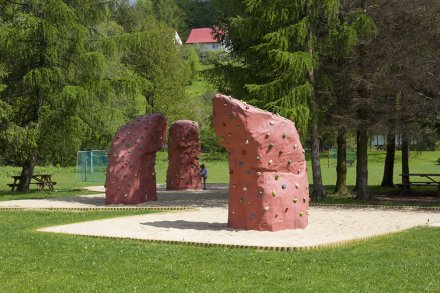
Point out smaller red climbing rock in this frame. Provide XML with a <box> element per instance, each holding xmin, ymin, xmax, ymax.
<box><xmin>166</xmin><ymin>120</ymin><xmax>202</xmax><ymax>190</ymax></box>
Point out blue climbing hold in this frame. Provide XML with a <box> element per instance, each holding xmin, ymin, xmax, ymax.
<box><xmin>282</xmin><ymin>184</ymin><xmax>287</xmax><ymax>189</ymax></box>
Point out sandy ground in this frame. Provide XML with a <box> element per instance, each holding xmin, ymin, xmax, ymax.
<box><xmin>2</xmin><ymin>184</ymin><xmax>440</xmax><ymax>249</ymax></box>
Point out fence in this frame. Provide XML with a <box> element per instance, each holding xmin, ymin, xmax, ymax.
<box><xmin>76</xmin><ymin>150</ymin><xmax>108</xmax><ymax>182</ymax></box>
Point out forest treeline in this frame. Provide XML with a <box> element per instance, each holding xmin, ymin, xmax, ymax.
<box><xmin>205</xmin><ymin>0</ymin><xmax>440</xmax><ymax>200</ymax></box>
<box><xmin>1</xmin><ymin>0</ymin><xmax>439</xmax><ymax>198</ymax></box>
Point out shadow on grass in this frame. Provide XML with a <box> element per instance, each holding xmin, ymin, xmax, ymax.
<box><xmin>0</xmin><ymin>189</ymin><xmax>101</xmax><ymax>202</ymax></box>
<box><xmin>313</xmin><ymin>185</ymin><xmax>440</xmax><ymax>207</ymax></box>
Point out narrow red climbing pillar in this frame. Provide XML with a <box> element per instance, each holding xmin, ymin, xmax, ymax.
<box><xmin>212</xmin><ymin>94</ymin><xmax>309</xmax><ymax>231</ymax></box>
<box><xmin>105</xmin><ymin>114</ymin><xmax>167</xmax><ymax>205</ymax></box>
<box><xmin>166</xmin><ymin>120</ymin><xmax>202</xmax><ymax>190</ymax></box>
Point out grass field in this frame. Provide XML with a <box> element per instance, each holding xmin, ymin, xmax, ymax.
<box><xmin>1</xmin><ymin>150</ymin><xmax>438</xmax><ymax>200</ymax></box>
<box><xmin>0</xmin><ymin>210</ymin><xmax>439</xmax><ymax>292</ymax></box>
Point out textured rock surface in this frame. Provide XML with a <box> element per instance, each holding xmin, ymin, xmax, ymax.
<box><xmin>166</xmin><ymin>120</ymin><xmax>201</xmax><ymax>190</ymax></box>
<box><xmin>212</xmin><ymin>94</ymin><xmax>309</xmax><ymax>231</ymax></box>
<box><xmin>105</xmin><ymin>114</ymin><xmax>167</xmax><ymax>204</ymax></box>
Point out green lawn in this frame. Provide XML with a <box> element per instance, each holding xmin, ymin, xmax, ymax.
<box><xmin>0</xmin><ymin>210</ymin><xmax>439</xmax><ymax>292</ymax></box>
<box><xmin>2</xmin><ymin>150</ymin><xmax>438</xmax><ymax>200</ymax></box>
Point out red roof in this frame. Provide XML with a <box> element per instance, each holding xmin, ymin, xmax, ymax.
<box><xmin>186</xmin><ymin>28</ymin><xmax>218</xmax><ymax>44</ymax></box>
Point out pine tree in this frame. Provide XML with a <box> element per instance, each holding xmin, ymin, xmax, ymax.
<box><xmin>0</xmin><ymin>0</ymin><xmax>145</xmax><ymax>190</ymax></box>
<box><xmin>210</xmin><ymin>0</ymin><xmax>366</xmax><ymax>199</ymax></box>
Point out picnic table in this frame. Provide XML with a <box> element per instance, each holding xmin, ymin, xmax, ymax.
<box><xmin>399</xmin><ymin>173</ymin><xmax>440</xmax><ymax>196</ymax></box>
<box><xmin>7</xmin><ymin>174</ymin><xmax>57</xmax><ymax>191</ymax></box>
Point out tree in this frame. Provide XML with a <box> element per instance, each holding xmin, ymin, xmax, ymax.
<box><xmin>120</xmin><ymin>17</ymin><xmax>193</xmax><ymax>122</ymax></box>
<box><xmin>153</xmin><ymin>0</ymin><xmax>186</xmax><ymax>31</ymax></box>
<box><xmin>209</xmin><ymin>0</ymin><xmax>370</xmax><ymax>199</ymax></box>
<box><xmin>0</xmin><ymin>0</ymin><xmax>145</xmax><ymax>190</ymax></box>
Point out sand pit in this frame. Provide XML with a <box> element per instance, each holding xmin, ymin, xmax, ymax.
<box><xmin>2</xmin><ymin>184</ymin><xmax>440</xmax><ymax>249</ymax></box>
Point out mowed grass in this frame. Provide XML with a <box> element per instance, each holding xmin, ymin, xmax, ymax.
<box><xmin>1</xmin><ymin>150</ymin><xmax>438</xmax><ymax>200</ymax></box>
<box><xmin>0</xmin><ymin>210</ymin><xmax>439</xmax><ymax>292</ymax></box>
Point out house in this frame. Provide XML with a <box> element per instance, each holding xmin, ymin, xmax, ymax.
<box><xmin>185</xmin><ymin>28</ymin><xmax>222</xmax><ymax>51</ymax></box>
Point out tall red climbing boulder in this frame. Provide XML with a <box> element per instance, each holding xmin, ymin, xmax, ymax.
<box><xmin>105</xmin><ymin>114</ymin><xmax>167</xmax><ymax>205</ymax></box>
<box><xmin>212</xmin><ymin>94</ymin><xmax>309</xmax><ymax>231</ymax></box>
<box><xmin>166</xmin><ymin>120</ymin><xmax>201</xmax><ymax>190</ymax></box>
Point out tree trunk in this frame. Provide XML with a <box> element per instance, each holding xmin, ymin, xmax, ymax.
<box><xmin>310</xmin><ymin>119</ymin><xmax>325</xmax><ymax>199</ymax></box>
<box><xmin>307</xmin><ymin>23</ymin><xmax>325</xmax><ymax>200</ymax></box>
<box><xmin>401</xmin><ymin>131</ymin><xmax>410</xmax><ymax>191</ymax></box>
<box><xmin>334</xmin><ymin>127</ymin><xmax>348</xmax><ymax>195</ymax></box>
<box><xmin>381</xmin><ymin>125</ymin><xmax>396</xmax><ymax>187</ymax></box>
<box><xmin>17</xmin><ymin>154</ymin><xmax>37</xmax><ymax>192</ymax></box>
<box><xmin>356</xmin><ymin>126</ymin><xmax>369</xmax><ymax>199</ymax></box>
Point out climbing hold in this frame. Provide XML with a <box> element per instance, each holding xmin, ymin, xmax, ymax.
<box><xmin>268</xmin><ymin>159</ymin><xmax>273</xmax><ymax>165</ymax></box>
<box><xmin>246</xmin><ymin>169</ymin><xmax>252</xmax><ymax>174</ymax></box>
<box><xmin>220</xmin><ymin>136</ymin><xmax>225</xmax><ymax>142</ymax></box>
<box><xmin>295</xmin><ymin>183</ymin><xmax>299</xmax><ymax>189</ymax></box>
<box><xmin>269</xmin><ymin>121</ymin><xmax>275</xmax><ymax>125</ymax></box>
<box><xmin>282</xmin><ymin>184</ymin><xmax>286</xmax><ymax>189</ymax></box>
<box><xmin>287</xmin><ymin>160</ymin><xmax>292</xmax><ymax>165</ymax></box>
<box><xmin>297</xmin><ymin>169</ymin><xmax>301</xmax><ymax>174</ymax></box>
<box><xmin>240</xmin><ymin>197</ymin><xmax>244</xmax><ymax>203</ymax></box>
<box><xmin>282</xmin><ymin>132</ymin><xmax>287</xmax><ymax>138</ymax></box>
<box><xmin>263</xmin><ymin>206</ymin><xmax>270</xmax><ymax>211</ymax></box>
<box><xmin>229</xmin><ymin>169</ymin><xmax>234</xmax><ymax>175</ymax></box>
<box><xmin>256</xmin><ymin>156</ymin><xmax>260</xmax><ymax>160</ymax></box>
<box><xmin>275</xmin><ymin>175</ymin><xmax>280</xmax><ymax>180</ymax></box>
<box><xmin>306</xmin><ymin>185</ymin><xmax>309</xmax><ymax>190</ymax></box>
<box><xmin>294</xmin><ymin>144</ymin><xmax>298</xmax><ymax>149</ymax></box>
<box><xmin>236</xmin><ymin>125</ymin><xmax>241</xmax><ymax>129</ymax></box>
<box><xmin>258</xmin><ymin>190</ymin><xmax>264</xmax><ymax>196</ymax></box>
<box><xmin>299</xmin><ymin>211</ymin><xmax>304</xmax><ymax>217</ymax></box>
<box><xmin>124</xmin><ymin>193</ymin><xmax>128</xmax><ymax>198</ymax></box>
<box><xmin>265</xmin><ymin>132</ymin><xmax>270</xmax><ymax>138</ymax></box>
<box><xmin>256</xmin><ymin>172</ymin><xmax>262</xmax><ymax>176</ymax></box>
<box><xmin>238</xmin><ymin>161</ymin><xmax>244</xmax><ymax>167</ymax></box>
<box><xmin>242</xmin><ymin>150</ymin><xmax>247</xmax><ymax>155</ymax></box>
<box><xmin>268</xmin><ymin>143</ymin><xmax>274</xmax><ymax>149</ymax></box>
<box><xmin>293</xmin><ymin>198</ymin><xmax>298</xmax><ymax>203</ymax></box>
<box><xmin>233</xmin><ymin>184</ymin><xmax>237</xmax><ymax>188</ymax></box>
<box><xmin>272</xmin><ymin>191</ymin><xmax>277</xmax><ymax>197</ymax></box>
<box><xmin>303</xmin><ymin>197</ymin><xmax>307</xmax><ymax>203</ymax></box>
<box><xmin>243</xmin><ymin>187</ymin><xmax>248</xmax><ymax>191</ymax></box>
<box><xmin>275</xmin><ymin>213</ymin><xmax>279</xmax><ymax>218</ymax></box>
<box><xmin>245</xmin><ymin>139</ymin><xmax>249</xmax><ymax>144</ymax></box>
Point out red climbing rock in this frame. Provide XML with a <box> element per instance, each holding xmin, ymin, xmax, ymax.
<box><xmin>105</xmin><ymin>114</ymin><xmax>167</xmax><ymax>204</ymax></box>
<box><xmin>212</xmin><ymin>94</ymin><xmax>309</xmax><ymax>231</ymax></box>
<box><xmin>166</xmin><ymin>120</ymin><xmax>202</xmax><ymax>190</ymax></box>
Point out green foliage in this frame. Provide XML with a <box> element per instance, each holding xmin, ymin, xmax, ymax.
<box><xmin>0</xmin><ymin>1</ymin><xmax>147</xmax><ymax>167</ymax></box>
<box><xmin>120</xmin><ymin>17</ymin><xmax>192</xmax><ymax>122</ymax></box>
<box><xmin>153</xmin><ymin>0</ymin><xmax>186</xmax><ymax>31</ymax></box>
<box><xmin>180</xmin><ymin>46</ymin><xmax>200</xmax><ymax>82</ymax></box>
